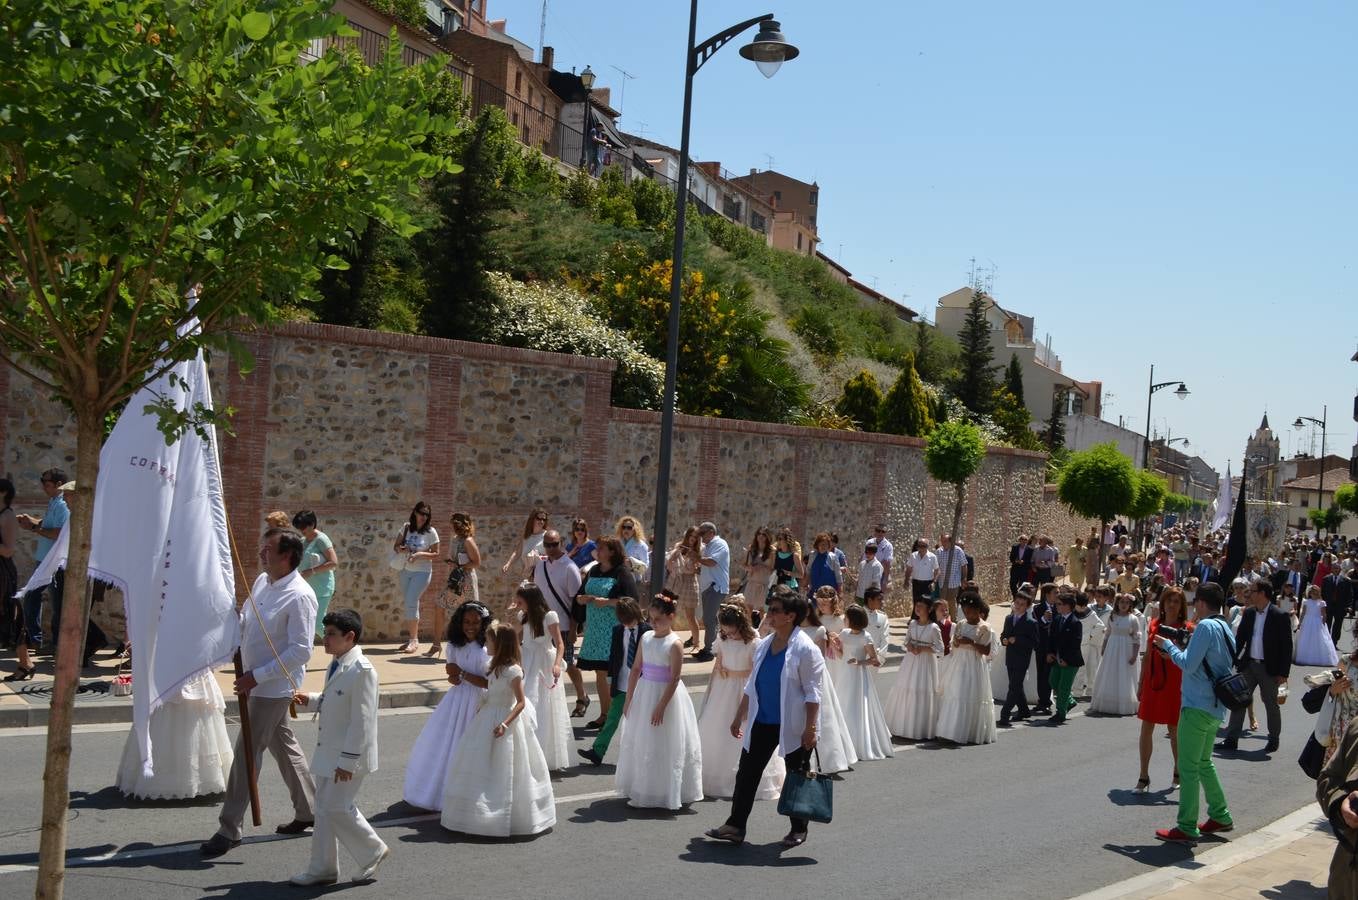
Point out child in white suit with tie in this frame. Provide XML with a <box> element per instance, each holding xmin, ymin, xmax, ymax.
<box><xmin>290</xmin><ymin>609</ymin><xmax>389</xmax><ymax>886</ymax></box>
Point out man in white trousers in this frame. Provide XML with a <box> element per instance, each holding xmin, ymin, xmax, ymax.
<box><xmin>290</xmin><ymin>607</ymin><xmax>389</xmax><ymax>886</ymax></box>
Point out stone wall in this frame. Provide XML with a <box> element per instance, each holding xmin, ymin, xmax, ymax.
<box><xmin>0</xmin><ymin>322</ymin><xmax>1092</xmax><ymax>640</ymax></box>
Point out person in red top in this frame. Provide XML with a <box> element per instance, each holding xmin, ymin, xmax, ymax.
<box><xmin>1313</xmin><ymin>552</ymin><xmax>1335</xmax><ymax>588</ymax></box>
<box><xmin>1135</xmin><ymin>586</ymin><xmax>1193</xmax><ymax>794</ymax></box>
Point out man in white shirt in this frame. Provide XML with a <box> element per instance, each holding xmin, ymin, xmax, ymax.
<box><xmin>937</xmin><ymin>534</ymin><xmax>966</xmax><ymax>620</ymax></box>
<box><xmin>533</xmin><ymin>529</ymin><xmax>585</xmax><ymax>713</ymax></box>
<box><xmin>202</xmin><ymin>527</ymin><xmax>318</xmax><ymax>858</ymax></box>
<box><xmin>856</xmin><ymin>542</ymin><xmax>884</xmax><ymax>599</ymax></box>
<box><xmin>870</xmin><ymin>525</ymin><xmax>895</xmax><ymax>594</ymax></box>
<box><xmin>696</xmin><ymin>522</ymin><xmax>730</xmax><ymax>661</ymax></box>
<box><xmin>905</xmin><ymin>539</ymin><xmax>939</xmax><ymax>605</ymax></box>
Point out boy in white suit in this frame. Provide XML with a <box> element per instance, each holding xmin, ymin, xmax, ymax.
<box><xmin>290</xmin><ymin>608</ymin><xmax>389</xmax><ymax>886</ymax></box>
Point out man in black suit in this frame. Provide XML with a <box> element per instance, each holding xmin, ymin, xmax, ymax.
<box><xmin>1323</xmin><ymin>567</ymin><xmax>1356</xmax><ymax>651</ymax></box>
<box><xmin>1009</xmin><ymin>536</ymin><xmax>1034</xmax><ymax>599</ymax></box>
<box><xmin>999</xmin><ymin>590</ymin><xmax>1039</xmax><ymax>725</ymax></box>
<box><xmin>1045</xmin><ymin>591</ymin><xmax>1084</xmax><ymax>723</ymax></box>
<box><xmin>578</xmin><ymin>597</ymin><xmax>650</xmax><ymax>765</ymax></box>
<box><xmin>1029</xmin><ymin>585</ymin><xmax>1054</xmax><ymax>714</ymax></box>
<box><xmin>1191</xmin><ymin>552</ymin><xmax>1218</xmax><ymax>587</ymax></box>
<box><xmin>1217</xmin><ymin>581</ymin><xmax>1292</xmax><ymax>754</ymax></box>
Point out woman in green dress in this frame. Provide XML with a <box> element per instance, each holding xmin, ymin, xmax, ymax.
<box><xmin>577</xmin><ymin>536</ymin><xmax>638</xmax><ymax>729</ymax></box>
<box><xmin>293</xmin><ymin>510</ymin><xmax>339</xmax><ymax>639</ymax></box>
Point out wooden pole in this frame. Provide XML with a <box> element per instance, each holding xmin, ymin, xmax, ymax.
<box><xmin>232</xmin><ymin>649</ymin><xmax>262</xmax><ymax>827</ymax></box>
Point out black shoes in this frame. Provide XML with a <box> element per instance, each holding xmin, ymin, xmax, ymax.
<box><xmin>1214</xmin><ymin>739</ymin><xmax>1238</xmax><ymax>752</ymax></box>
<box><xmin>693</xmin><ymin>650</ymin><xmax>714</xmax><ymax>662</ymax></box>
<box><xmin>577</xmin><ymin>747</ymin><xmax>603</xmax><ymax>766</ymax></box>
<box><xmin>1264</xmin><ymin>738</ymin><xmax>1280</xmax><ymax>753</ymax></box>
<box><xmin>275</xmin><ymin>819</ymin><xmax>314</xmax><ymax>835</ymax></box>
<box><xmin>199</xmin><ymin>834</ymin><xmax>241</xmax><ymax>858</ymax></box>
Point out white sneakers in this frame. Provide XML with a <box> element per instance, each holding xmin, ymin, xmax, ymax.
<box><xmin>351</xmin><ymin>844</ymin><xmax>391</xmax><ymax>884</ymax></box>
<box><xmin>288</xmin><ymin>871</ymin><xmax>337</xmax><ymax>887</ymax></box>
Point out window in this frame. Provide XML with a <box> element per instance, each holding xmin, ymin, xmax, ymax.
<box><xmin>796</xmin><ymin>232</ymin><xmax>803</xmax><ymax>250</ymax></box>
<box><xmin>809</xmin><ymin>214</ymin><xmax>816</xmax><ymax>229</ymax></box>
<box><xmin>1300</xmin><ymin>497</ymin><xmax>1309</xmax><ymax>508</ymax></box>
<box><xmin>809</xmin><ymin>190</ymin><xmax>818</xmax><ymax>206</ymax></box>
<box><xmin>1299</xmin><ymin>518</ymin><xmax>1309</xmax><ymax>529</ymax></box>
<box><xmin>750</xmin><ymin>211</ymin><xmax>766</xmax><ymax>232</ymax></box>
<box><xmin>1071</xmin><ymin>396</ymin><xmax>1084</xmax><ymax>415</ymax></box>
<box><xmin>773</xmin><ymin>190</ymin><xmax>782</xmax><ymax>204</ymax></box>
<box><xmin>515</xmin><ymin>71</ymin><xmax>522</xmax><ymax>94</ymax></box>
<box><xmin>511</xmin><ymin>111</ymin><xmax>518</xmax><ymax>126</ymax></box>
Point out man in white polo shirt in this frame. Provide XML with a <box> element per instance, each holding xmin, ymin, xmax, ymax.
<box><xmin>533</xmin><ymin>529</ymin><xmax>585</xmax><ymax>714</ymax></box>
<box><xmin>905</xmin><ymin>538</ymin><xmax>939</xmax><ymax>605</ymax></box>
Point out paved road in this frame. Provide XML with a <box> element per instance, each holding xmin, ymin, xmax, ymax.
<box><xmin>0</xmin><ymin>664</ymin><xmax>1326</xmax><ymax>900</ymax></box>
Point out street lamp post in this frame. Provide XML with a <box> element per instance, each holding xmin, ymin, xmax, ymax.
<box><xmin>578</xmin><ymin>65</ymin><xmax>595</xmax><ymax>172</ymax></box>
<box><xmin>1294</xmin><ymin>406</ymin><xmax>1329</xmax><ymax>533</ymax></box>
<box><xmin>1141</xmin><ymin>363</ymin><xmax>1189</xmax><ymax>470</ymax></box>
<box><xmin>649</xmin><ymin>8</ymin><xmax>798</xmax><ymax>595</ymax></box>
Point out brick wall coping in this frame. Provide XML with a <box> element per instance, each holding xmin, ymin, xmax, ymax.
<box><xmin>253</xmin><ymin>321</ymin><xmax>618</xmax><ymax>375</ymax></box>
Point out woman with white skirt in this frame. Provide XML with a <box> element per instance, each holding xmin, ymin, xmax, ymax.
<box><xmin>116</xmin><ymin>669</ymin><xmax>232</xmax><ymax>799</ymax></box>
<box><xmin>888</xmin><ymin>599</ymin><xmax>947</xmax><ymax>739</ymax></box>
<box><xmin>514</xmin><ymin>584</ymin><xmax>573</xmax><ymax>771</ymax></box>
<box><xmin>834</xmin><ymin>606</ymin><xmax>894</xmax><ymax>760</ymax></box>
<box><xmin>799</xmin><ymin>612</ymin><xmax>858</xmax><ymax>773</ymax></box>
<box><xmin>935</xmin><ymin>593</ymin><xmax>997</xmax><ymax>746</ymax></box>
<box><xmin>1089</xmin><ymin>594</ymin><xmax>1142</xmax><ymax>716</ymax></box>
<box><xmin>697</xmin><ymin>604</ymin><xmax>784</xmax><ymax>799</ymax></box>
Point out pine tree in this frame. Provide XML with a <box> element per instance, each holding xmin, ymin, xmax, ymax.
<box><xmin>836</xmin><ymin>370</ymin><xmax>884</xmax><ymax>432</ymax></box>
<box><xmin>952</xmin><ymin>290</ymin><xmax>998</xmax><ymax>418</ymax></box>
<box><xmin>1005</xmin><ymin>353</ymin><xmax>1025</xmax><ymax>406</ymax></box>
<box><xmin>914</xmin><ymin>318</ymin><xmax>935</xmax><ymax>381</ymax></box>
<box><xmin>879</xmin><ymin>352</ymin><xmax>934</xmax><ymax>437</ymax></box>
<box><xmin>1045</xmin><ymin>389</ymin><xmax>1067</xmax><ymax>451</ymax></box>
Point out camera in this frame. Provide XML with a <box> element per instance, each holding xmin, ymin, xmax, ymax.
<box><xmin>1304</xmin><ymin>669</ymin><xmax>1348</xmax><ymax>688</ymax></box>
<box><xmin>1157</xmin><ymin>625</ymin><xmax>1191</xmax><ymax>649</ymax></box>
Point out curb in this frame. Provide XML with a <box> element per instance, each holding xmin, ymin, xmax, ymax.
<box><xmin>1068</xmin><ymin>804</ymin><xmax>1328</xmax><ymax>900</ymax></box>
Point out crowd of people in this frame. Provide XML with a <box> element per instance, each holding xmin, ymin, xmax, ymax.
<box><xmin>7</xmin><ymin>477</ymin><xmax>1358</xmax><ymax>885</ymax></box>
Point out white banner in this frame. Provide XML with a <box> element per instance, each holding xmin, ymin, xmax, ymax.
<box><xmin>1210</xmin><ymin>464</ymin><xmax>1233</xmax><ymax>534</ymax></box>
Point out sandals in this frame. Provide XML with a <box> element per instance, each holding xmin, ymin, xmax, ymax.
<box><xmin>1171</xmin><ymin>770</ymin><xmax>1181</xmax><ymax>789</ymax></box>
<box><xmin>423</xmin><ymin>643</ymin><xmax>442</xmax><ymax>659</ymax></box>
<box><xmin>584</xmin><ymin>717</ymin><xmax>607</xmax><ymax>729</ymax></box>
<box><xmin>4</xmin><ymin>665</ymin><xmax>35</xmax><ymax>682</ymax></box>
<box><xmin>704</xmin><ymin>826</ymin><xmax>745</xmax><ymax>844</ymax></box>
<box><xmin>1133</xmin><ymin>777</ymin><xmax>1150</xmax><ymax>794</ymax></box>
<box><xmin>571</xmin><ymin>700</ymin><xmax>590</xmax><ymax>718</ymax></box>
<box><xmin>780</xmin><ymin>831</ymin><xmax>808</xmax><ymax>849</ymax></box>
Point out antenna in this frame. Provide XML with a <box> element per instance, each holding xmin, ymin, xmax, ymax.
<box><xmin>967</xmin><ymin>258</ymin><xmax>995</xmax><ymax>294</ymax></box>
<box><xmin>610</xmin><ymin>65</ymin><xmax>637</xmax><ymax>116</ymax></box>
<box><xmin>636</xmin><ymin>121</ymin><xmax>648</xmax><ymax>139</ymax></box>
<box><xmin>538</xmin><ymin>0</ymin><xmax>549</xmax><ymax>63</ymax></box>
<box><xmin>764</xmin><ymin>153</ymin><xmax>775</xmax><ymax>172</ymax></box>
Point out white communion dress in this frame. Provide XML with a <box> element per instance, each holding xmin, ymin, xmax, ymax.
<box><xmin>403</xmin><ymin>641</ymin><xmax>488</xmax><ymax>811</ymax></box>
<box><xmin>696</xmin><ymin>637</ymin><xmax>784</xmax><ymax>799</ymax></box>
<box><xmin>520</xmin><ymin>610</ymin><xmax>573</xmax><ymax>771</ymax></box>
<box><xmin>614</xmin><ymin>632</ymin><xmax>704</xmax><ymax>809</ymax></box>
<box><xmin>834</xmin><ymin>629</ymin><xmax>894</xmax><ymax>760</ymax></box>
<box><xmin>1296</xmin><ymin>598</ymin><xmax>1340</xmax><ymax>667</ymax></box>
<box><xmin>1089</xmin><ymin>613</ymin><xmax>1142</xmax><ymax>716</ymax></box>
<box><xmin>886</xmin><ymin>620</ymin><xmax>945</xmax><ymax>739</ymax></box>
<box><xmin>115</xmin><ymin>670</ymin><xmax>233</xmax><ymax>799</ymax></box>
<box><xmin>800</xmin><ymin>624</ymin><xmax>858</xmax><ymax>773</ymax></box>
<box><xmin>441</xmin><ymin>664</ymin><xmax>556</xmax><ymax>837</ymax></box>
<box><xmin>934</xmin><ymin>620</ymin><xmax>997</xmax><ymax>745</ymax></box>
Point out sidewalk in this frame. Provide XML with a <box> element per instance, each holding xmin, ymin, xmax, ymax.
<box><xmin>1076</xmin><ymin>805</ymin><xmax>1333</xmax><ymax>900</ymax></box>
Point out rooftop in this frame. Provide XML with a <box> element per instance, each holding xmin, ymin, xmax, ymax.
<box><xmin>1281</xmin><ymin>468</ymin><xmax>1354</xmax><ymax>492</ymax></box>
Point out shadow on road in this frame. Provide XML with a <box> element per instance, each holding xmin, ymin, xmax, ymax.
<box><xmin>396</xmin><ymin>816</ymin><xmax>551</xmax><ymax>845</ymax></box>
<box><xmin>678</xmin><ymin>836</ymin><xmax>817</xmax><ymax>867</ymax></box>
<box><xmin>1259</xmin><ymin>878</ymin><xmax>1326</xmax><ymax>898</ymax></box>
<box><xmin>568</xmin><ymin>797</ymin><xmax>699</xmax><ymax>825</ymax></box>
<box><xmin>1102</xmin><ymin>841</ymin><xmax>1201</xmax><ymax>869</ymax></box>
<box><xmin>70</xmin><ymin>786</ymin><xmax>221</xmax><ymax>810</ymax></box>
<box><xmin>1106</xmin><ymin>787</ymin><xmax>1176</xmax><ymax>807</ymax></box>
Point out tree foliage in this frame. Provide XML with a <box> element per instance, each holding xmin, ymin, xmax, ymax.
<box><xmin>0</xmin><ymin>2</ymin><xmax>456</xmax><ymax>893</ymax></box>
<box><xmin>990</xmin><ymin>386</ymin><xmax>1042</xmax><ymax>450</ymax></box>
<box><xmin>1004</xmin><ymin>353</ymin><xmax>1025</xmax><ymax>406</ymax></box>
<box><xmin>836</xmin><ymin>370</ymin><xmax>884</xmax><ymax>431</ymax></box>
<box><xmin>925</xmin><ymin>419</ymin><xmax>986</xmax><ymax>487</ymax></box>
<box><xmin>1164</xmin><ymin>492</ymin><xmax>1194</xmax><ymax>514</ymax></box>
<box><xmin>1309</xmin><ymin>506</ymin><xmax>1347</xmax><ymax>535</ymax></box>
<box><xmin>1058</xmin><ymin>444</ymin><xmax>1138</xmax><ymax>524</ymax></box>
<box><xmin>1335</xmin><ymin>483</ymin><xmax>1358</xmax><ymax>515</ymax></box>
<box><xmin>1126</xmin><ymin>470</ymin><xmax>1170</xmax><ymax>520</ymax></box>
<box><xmin>878</xmin><ymin>352</ymin><xmax>934</xmax><ymax>437</ymax></box>
<box><xmin>952</xmin><ymin>291</ymin><xmax>999</xmax><ymax>418</ymax></box>
<box><xmin>1044</xmin><ymin>389</ymin><xmax>1067</xmax><ymax>452</ymax></box>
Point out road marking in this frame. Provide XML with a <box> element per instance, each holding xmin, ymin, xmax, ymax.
<box><xmin>0</xmin><ymin>788</ymin><xmax>622</xmax><ymax>875</ymax></box>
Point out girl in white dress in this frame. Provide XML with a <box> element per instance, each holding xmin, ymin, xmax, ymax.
<box><xmin>1089</xmin><ymin>593</ymin><xmax>1142</xmax><ymax>716</ymax></box>
<box><xmin>514</xmin><ymin>584</ymin><xmax>573</xmax><ymax>772</ymax></box>
<box><xmin>799</xmin><ymin>606</ymin><xmax>858</xmax><ymax>773</ymax></box>
<box><xmin>403</xmin><ymin>602</ymin><xmax>490</xmax><ymax>810</ymax></box>
<box><xmin>935</xmin><ymin>593</ymin><xmax>997</xmax><ymax>745</ymax></box>
<box><xmin>816</xmin><ymin>587</ymin><xmax>848</xmax><ymax>685</ymax></box>
<box><xmin>116</xmin><ymin>669</ymin><xmax>233</xmax><ymax>799</ymax></box>
<box><xmin>835</xmin><ymin>606</ymin><xmax>894</xmax><ymax>760</ymax></box>
<box><xmin>1074</xmin><ymin>591</ymin><xmax>1107</xmax><ymax>699</ymax></box>
<box><xmin>697</xmin><ymin>604</ymin><xmax>785</xmax><ymax>799</ymax></box>
<box><xmin>1296</xmin><ymin>585</ymin><xmax>1341</xmax><ymax>667</ymax></box>
<box><xmin>442</xmin><ymin>623</ymin><xmax>556</xmax><ymax>837</ymax></box>
<box><xmin>885</xmin><ymin>599</ymin><xmax>945</xmax><ymax>739</ymax></box>
<box><xmin>615</xmin><ymin>594</ymin><xmax>703</xmax><ymax>809</ymax></box>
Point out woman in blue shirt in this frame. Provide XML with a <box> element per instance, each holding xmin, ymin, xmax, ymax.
<box><xmin>566</xmin><ymin>518</ymin><xmax>597</xmax><ymax>571</ymax></box>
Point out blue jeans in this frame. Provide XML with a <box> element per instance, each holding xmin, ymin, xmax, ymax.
<box><xmin>22</xmin><ymin>568</ymin><xmax>64</xmax><ymax>649</ymax></box>
<box><xmin>399</xmin><ymin>569</ymin><xmax>431</xmax><ymax>620</ymax></box>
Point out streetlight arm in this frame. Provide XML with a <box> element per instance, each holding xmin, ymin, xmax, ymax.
<box><xmin>1149</xmin><ymin>380</ymin><xmax>1182</xmax><ymax>394</ymax></box>
<box><xmin>692</xmin><ymin>13</ymin><xmax>773</xmax><ymax>73</ymax></box>
<box><xmin>1297</xmin><ymin>416</ymin><xmax>1325</xmax><ymax>427</ymax></box>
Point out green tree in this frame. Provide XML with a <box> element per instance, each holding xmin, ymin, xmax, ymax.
<box><xmin>1126</xmin><ymin>470</ymin><xmax>1170</xmax><ymax>521</ymax></box>
<box><xmin>924</xmin><ymin>420</ymin><xmax>987</xmax><ymax>589</ymax></box>
<box><xmin>0</xmin><ymin>3</ymin><xmax>453</xmax><ymax>894</ymax></box>
<box><xmin>1309</xmin><ymin>506</ymin><xmax>1347</xmax><ymax>535</ymax></box>
<box><xmin>1044</xmin><ymin>389</ymin><xmax>1068</xmax><ymax>452</ymax></box>
<box><xmin>879</xmin><ymin>352</ymin><xmax>934</xmax><ymax>437</ymax></box>
<box><xmin>1335</xmin><ymin>483</ymin><xmax>1358</xmax><ymax>516</ymax></box>
<box><xmin>952</xmin><ymin>290</ymin><xmax>999</xmax><ymax>418</ymax></box>
<box><xmin>1005</xmin><ymin>353</ymin><xmax>1025</xmax><ymax>405</ymax></box>
<box><xmin>1164</xmin><ymin>492</ymin><xmax>1193</xmax><ymax>515</ymax></box>
<box><xmin>991</xmin><ymin>386</ymin><xmax>1042</xmax><ymax>450</ymax></box>
<box><xmin>836</xmin><ymin>370</ymin><xmax>884</xmax><ymax>431</ymax></box>
<box><xmin>1057</xmin><ymin>444</ymin><xmax>1137</xmax><ymax>582</ymax></box>
<box><xmin>914</xmin><ymin>318</ymin><xmax>936</xmax><ymax>381</ymax></box>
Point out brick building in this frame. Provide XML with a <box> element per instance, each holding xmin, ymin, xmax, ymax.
<box><xmin>731</xmin><ymin>168</ymin><xmax>820</xmax><ymax>256</ymax></box>
<box><xmin>440</xmin><ymin>25</ymin><xmax>564</xmax><ymax>154</ymax></box>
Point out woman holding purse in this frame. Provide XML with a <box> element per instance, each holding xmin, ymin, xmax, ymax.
<box><xmin>426</xmin><ymin>512</ymin><xmax>480</xmax><ymax>658</ymax></box>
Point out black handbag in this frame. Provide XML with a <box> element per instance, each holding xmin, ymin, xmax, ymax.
<box><xmin>1299</xmin><ymin>733</ymin><xmax>1325</xmax><ymax>780</ymax></box>
<box><xmin>1202</xmin><ymin>620</ymin><xmax>1251</xmax><ymax>712</ymax></box>
<box><xmin>777</xmin><ymin>748</ymin><xmax>833</xmax><ymax>824</ymax></box>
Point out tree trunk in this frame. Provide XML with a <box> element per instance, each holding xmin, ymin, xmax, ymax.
<box><xmin>945</xmin><ymin>483</ymin><xmax>965</xmax><ymax>590</ymax></box>
<box><xmin>36</xmin><ymin>406</ymin><xmax>102</xmax><ymax>900</ymax></box>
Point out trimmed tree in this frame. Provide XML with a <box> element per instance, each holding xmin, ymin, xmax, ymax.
<box><xmin>836</xmin><ymin>369</ymin><xmax>884</xmax><ymax>432</ymax></box>
<box><xmin>1309</xmin><ymin>506</ymin><xmax>1347</xmax><ymax>536</ymax></box>
<box><xmin>1005</xmin><ymin>353</ymin><xmax>1025</xmax><ymax>406</ymax></box>
<box><xmin>924</xmin><ymin>420</ymin><xmax>986</xmax><ymax>593</ymax></box>
<box><xmin>1335</xmin><ymin>483</ymin><xmax>1358</xmax><ymax>516</ymax></box>
<box><xmin>991</xmin><ymin>386</ymin><xmax>1043</xmax><ymax>450</ymax></box>
<box><xmin>1044</xmin><ymin>389</ymin><xmax>1067</xmax><ymax>451</ymax></box>
<box><xmin>952</xmin><ymin>290</ymin><xmax>999</xmax><ymax>418</ymax></box>
<box><xmin>0</xmin><ymin>3</ymin><xmax>454</xmax><ymax>895</ymax></box>
<box><xmin>878</xmin><ymin>352</ymin><xmax>934</xmax><ymax>437</ymax></box>
<box><xmin>1057</xmin><ymin>443</ymin><xmax>1137</xmax><ymax>583</ymax></box>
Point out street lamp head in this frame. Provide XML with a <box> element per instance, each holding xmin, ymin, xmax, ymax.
<box><xmin>579</xmin><ymin>65</ymin><xmax>596</xmax><ymax>91</ymax></box>
<box><xmin>1292</xmin><ymin>417</ymin><xmax>1305</xmax><ymax>431</ymax></box>
<box><xmin>739</xmin><ymin>19</ymin><xmax>799</xmax><ymax>78</ymax></box>
<box><xmin>1173</xmin><ymin>383</ymin><xmax>1189</xmax><ymax>399</ymax></box>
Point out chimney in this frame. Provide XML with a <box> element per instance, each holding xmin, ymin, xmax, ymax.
<box><xmin>750</xmin><ymin>168</ymin><xmax>757</xmax><ymax>175</ymax></box>
<box><xmin>541</xmin><ymin>46</ymin><xmax>554</xmax><ymax>69</ymax></box>
<box><xmin>490</xmin><ymin>19</ymin><xmax>506</xmax><ymax>33</ymax></box>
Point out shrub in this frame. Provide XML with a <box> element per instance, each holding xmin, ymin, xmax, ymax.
<box><xmin>482</xmin><ymin>273</ymin><xmax>663</xmax><ymax>409</ymax></box>
<box><xmin>790</xmin><ymin>304</ymin><xmax>845</xmax><ymax>358</ymax></box>
<box><xmin>878</xmin><ymin>353</ymin><xmax>934</xmax><ymax>437</ymax></box>
<box><xmin>630</xmin><ymin>176</ymin><xmax>676</xmax><ymax>230</ymax></box>
<box><xmin>836</xmin><ymin>370</ymin><xmax>884</xmax><ymax>431</ymax></box>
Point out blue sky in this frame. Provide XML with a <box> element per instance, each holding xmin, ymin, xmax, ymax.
<box><xmin>488</xmin><ymin>0</ymin><xmax>1357</xmax><ymax>476</ymax></box>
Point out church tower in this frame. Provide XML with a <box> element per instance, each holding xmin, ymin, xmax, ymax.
<box><xmin>1245</xmin><ymin>413</ymin><xmax>1281</xmax><ymax>499</ymax></box>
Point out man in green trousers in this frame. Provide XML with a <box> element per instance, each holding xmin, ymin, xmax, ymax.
<box><xmin>1046</xmin><ymin>590</ymin><xmax>1083</xmax><ymax>723</ymax></box>
<box><xmin>1152</xmin><ymin>582</ymin><xmax>1235</xmax><ymax>843</ymax></box>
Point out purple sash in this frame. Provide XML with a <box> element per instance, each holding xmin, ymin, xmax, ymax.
<box><xmin>641</xmin><ymin>662</ymin><xmax>670</xmax><ymax>683</ymax></box>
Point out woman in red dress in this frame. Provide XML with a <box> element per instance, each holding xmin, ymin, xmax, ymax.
<box><xmin>1135</xmin><ymin>586</ymin><xmax>1192</xmax><ymax>793</ymax></box>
